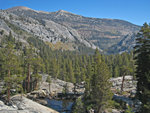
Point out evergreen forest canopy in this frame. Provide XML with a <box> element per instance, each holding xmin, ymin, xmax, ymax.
<box><xmin>0</xmin><ymin>32</ymin><xmax>134</xmax><ymax>83</ymax></box>
<box><xmin>0</xmin><ymin>22</ymin><xmax>149</xmax><ymax>113</ymax></box>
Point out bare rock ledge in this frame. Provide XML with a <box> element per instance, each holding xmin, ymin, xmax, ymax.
<box><xmin>0</xmin><ymin>95</ymin><xmax>58</xmax><ymax>113</ymax></box>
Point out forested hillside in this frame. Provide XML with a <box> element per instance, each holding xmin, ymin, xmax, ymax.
<box><xmin>0</xmin><ymin>32</ymin><xmax>134</xmax><ymax>84</ymax></box>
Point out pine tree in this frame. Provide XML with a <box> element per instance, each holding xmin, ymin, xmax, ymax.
<box><xmin>24</xmin><ymin>46</ymin><xmax>36</xmax><ymax>92</ymax></box>
<box><xmin>72</xmin><ymin>97</ymin><xmax>85</xmax><ymax>113</ymax></box>
<box><xmin>74</xmin><ymin>62</ymin><xmax>81</xmax><ymax>83</ymax></box>
<box><xmin>114</xmin><ymin>65</ymin><xmax>120</xmax><ymax>77</ymax></box>
<box><xmin>91</xmin><ymin>49</ymin><xmax>113</xmax><ymax>113</ymax></box>
<box><xmin>49</xmin><ymin>58</ymin><xmax>59</xmax><ymax>79</ymax></box>
<box><xmin>46</xmin><ymin>76</ymin><xmax>51</xmax><ymax>93</ymax></box>
<box><xmin>67</xmin><ymin>61</ymin><xmax>75</xmax><ymax>83</ymax></box>
<box><xmin>84</xmin><ymin>62</ymin><xmax>93</xmax><ymax>98</ymax></box>
<box><xmin>32</xmin><ymin>56</ymin><xmax>44</xmax><ymax>90</ymax></box>
<box><xmin>60</xmin><ymin>61</ymin><xmax>67</xmax><ymax>81</ymax></box>
<box><xmin>134</xmin><ymin>23</ymin><xmax>150</xmax><ymax>112</ymax></box>
<box><xmin>1</xmin><ymin>43</ymin><xmax>22</xmax><ymax>102</ymax></box>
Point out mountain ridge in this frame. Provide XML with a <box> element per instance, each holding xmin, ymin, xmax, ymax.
<box><xmin>6</xmin><ymin>6</ymin><xmax>31</xmax><ymax>11</ymax></box>
<box><xmin>0</xmin><ymin>6</ymin><xmax>141</xmax><ymax>53</ymax></box>
<box><xmin>5</xmin><ymin>6</ymin><xmax>140</xmax><ymax>26</ymax></box>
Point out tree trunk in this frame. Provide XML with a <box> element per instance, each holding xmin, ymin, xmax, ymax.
<box><xmin>27</xmin><ymin>63</ymin><xmax>31</xmax><ymax>92</ymax></box>
<box><xmin>24</xmin><ymin>68</ymin><xmax>27</xmax><ymax>93</ymax></box>
<box><xmin>7</xmin><ymin>69</ymin><xmax>10</xmax><ymax>103</ymax></box>
<box><xmin>24</xmin><ymin>79</ymin><xmax>27</xmax><ymax>93</ymax></box>
<box><xmin>121</xmin><ymin>75</ymin><xmax>125</xmax><ymax>92</ymax></box>
<box><xmin>97</xmin><ymin>105</ymin><xmax>102</xmax><ymax>113</ymax></box>
<box><xmin>35</xmin><ymin>79</ymin><xmax>38</xmax><ymax>90</ymax></box>
<box><xmin>49</xmin><ymin>83</ymin><xmax>51</xmax><ymax>94</ymax></box>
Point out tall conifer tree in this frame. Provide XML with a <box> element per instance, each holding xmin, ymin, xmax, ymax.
<box><xmin>134</xmin><ymin>23</ymin><xmax>150</xmax><ymax>112</ymax></box>
<box><xmin>91</xmin><ymin>49</ymin><xmax>112</xmax><ymax>113</ymax></box>
<box><xmin>24</xmin><ymin>46</ymin><xmax>36</xmax><ymax>92</ymax></box>
<box><xmin>1</xmin><ymin>43</ymin><xmax>22</xmax><ymax>102</ymax></box>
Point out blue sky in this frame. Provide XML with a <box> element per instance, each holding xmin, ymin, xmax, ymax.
<box><xmin>0</xmin><ymin>0</ymin><xmax>150</xmax><ymax>25</ymax></box>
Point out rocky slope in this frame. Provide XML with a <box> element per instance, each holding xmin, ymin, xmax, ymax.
<box><xmin>40</xmin><ymin>74</ymin><xmax>84</xmax><ymax>95</ymax></box>
<box><xmin>107</xmin><ymin>33</ymin><xmax>137</xmax><ymax>54</ymax></box>
<box><xmin>0</xmin><ymin>6</ymin><xmax>141</xmax><ymax>53</ymax></box>
<box><xmin>0</xmin><ymin>95</ymin><xmax>58</xmax><ymax>113</ymax></box>
<box><xmin>47</xmin><ymin>10</ymin><xmax>140</xmax><ymax>50</ymax></box>
<box><xmin>0</xmin><ymin>7</ymin><xmax>97</xmax><ymax>51</ymax></box>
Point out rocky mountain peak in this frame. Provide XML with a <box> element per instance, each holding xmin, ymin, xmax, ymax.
<box><xmin>57</xmin><ymin>10</ymin><xmax>68</xmax><ymax>13</ymax></box>
<box><xmin>55</xmin><ymin>10</ymin><xmax>73</xmax><ymax>16</ymax></box>
<box><xmin>6</xmin><ymin>6</ymin><xmax>31</xmax><ymax>11</ymax></box>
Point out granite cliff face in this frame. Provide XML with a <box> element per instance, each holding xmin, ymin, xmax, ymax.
<box><xmin>0</xmin><ymin>6</ymin><xmax>141</xmax><ymax>53</ymax></box>
<box><xmin>107</xmin><ymin>33</ymin><xmax>137</xmax><ymax>54</ymax></box>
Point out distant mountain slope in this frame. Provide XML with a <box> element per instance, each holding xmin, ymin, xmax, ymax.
<box><xmin>0</xmin><ymin>6</ymin><xmax>141</xmax><ymax>53</ymax></box>
<box><xmin>107</xmin><ymin>33</ymin><xmax>137</xmax><ymax>54</ymax></box>
<box><xmin>0</xmin><ymin>7</ymin><xmax>97</xmax><ymax>51</ymax></box>
<box><xmin>47</xmin><ymin>10</ymin><xmax>140</xmax><ymax>50</ymax></box>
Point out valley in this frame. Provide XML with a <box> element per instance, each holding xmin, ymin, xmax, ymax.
<box><xmin>0</xmin><ymin>5</ymin><xmax>150</xmax><ymax>113</ymax></box>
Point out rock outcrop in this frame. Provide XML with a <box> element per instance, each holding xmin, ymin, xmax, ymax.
<box><xmin>110</xmin><ymin>76</ymin><xmax>141</xmax><ymax>113</ymax></box>
<box><xmin>110</xmin><ymin>75</ymin><xmax>137</xmax><ymax>94</ymax></box>
<box><xmin>0</xmin><ymin>95</ymin><xmax>58</xmax><ymax>113</ymax></box>
<box><xmin>40</xmin><ymin>74</ymin><xmax>85</xmax><ymax>96</ymax></box>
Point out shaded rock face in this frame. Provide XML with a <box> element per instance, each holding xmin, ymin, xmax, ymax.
<box><xmin>113</xmin><ymin>94</ymin><xmax>142</xmax><ymax>113</ymax></box>
<box><xmin>27</xmin><ymin>89</ymin><xmax>47</xmax><ymax>101</ymax></box>
<box><xmin>0</xmin><ymin>95</ymin><xmax>58</xmax><ymax>113</ymax></box>
<box><xmin>107</xmin><ymin>33</ymin><xmax>138</xmax><ymax>54</ymax></box>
